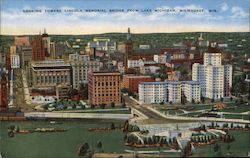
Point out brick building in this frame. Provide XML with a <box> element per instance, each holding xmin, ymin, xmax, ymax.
<box><xmin>123</xmin><ymin>75</ymin><xmax>154</xmax><ymax>93</ymax></box>
<box><xmin>32</xmin><ymin>36</ymin><xmax>45</xmax><ymax>61</ymax></box>
<box><xmin>0</xmin><ymin>73</ymin><xmax>8</xmax><ymax>112</ymax></box>
<box><xmin>88</xmin><ymin>71</ymin><xmax>121</xmax><ymax>106</ymax></box>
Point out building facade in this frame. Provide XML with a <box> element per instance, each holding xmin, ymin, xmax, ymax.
<box><xmin>14</xmin><ymin>36</ymin><xmax>30</xmax><ymax>46</ymax></box>
<box><xmin>139</xmin><ymin>81</ymin><xmax>201</xmax><ymax>104</ymax></box>
<box><xmin>192</xmin><ymin>52</ymin><xmax>232</xmax><ymax>99</ymax></box>
<box><xmin>123</xmin><ymin>75</ymin><xmax>154</xmax><ymax>93</ymax></box>
<box><xmin>88</xmin><ymin>71</ymin><xmax>121</xmax><ymax>106</ymax></box>
<box><xmin>0</xmin><ymin>73</ymin><xmax>8</xmax><ymax>112</ymax></box>
<box><xmin>69</xmin><ymin>53</ymin><xmax>101</xmax><ymax>89</ymax></box>
<box><xmin>20</xmin><ymin>46</ymin><xmax>32</xmax><ymax>68</ymax></box>
<box><xmin>30</xmin><ymin>60</ymin><xmax>71</xmax><ymax>88</ymax></box>
<box><xmin>182</xmin><ymin>81</ymin><xmax>201</xmax><ymax>102</ymax></box>
<box><xmin>32</xmin><ymin>36</ymin><xmax>45</xmax><ymax>61</ymax></box>
<box><xmin>10</xmin><ymin>54</ymin><xmax>20</xmax><ymax>68</ymax></box>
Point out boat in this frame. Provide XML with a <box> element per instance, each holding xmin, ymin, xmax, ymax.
<box><xmin>34</xmin><ymin>128</ymin><xmax>67</xmax><ymax>132</ymax></box>
<box><xmin>49</xmin><ymin>121</ymin><xmax>62</xmax><ymax>124</ymax></box>
<box><xmin>17</xmin><ymin>130</ymin><xmax>33</xmax><ymax>134</ymax></box>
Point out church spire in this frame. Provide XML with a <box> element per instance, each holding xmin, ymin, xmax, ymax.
<box><xmin>127</xmin><ymin>27</ymin><xmax>131</xmax><ymax>40</ymax></box>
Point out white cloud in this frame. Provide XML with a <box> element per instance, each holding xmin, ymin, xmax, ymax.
<box><xmin>1</xmin><ymin>5</ymin><xmax>249</xmax><ymax>35</ymax></box>
<box><xmin>231</xmin><ymin>6</ymin><xmax>249</xmax><ymax>18</ymax></box>
<box><xmin>220</xmin><ymin>3</ymin><xmax>229</xmax><ymax>12</ymax></box>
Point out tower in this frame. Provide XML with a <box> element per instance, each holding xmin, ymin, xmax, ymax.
<box><xmin>124</xmin><ymin>27</ymin><xmax>133</xmax><ymax>71</ymax></box>
<box><xmin>127</xmin><ymin>27</ymin><xmax>131</xmax><ymax>40</ymax></box>
<box><xmin>32</xmin><ymin>35</ymin><xmax>45</xmax><ymax>61</ymax></box>
<box><xmin>0</xmin><ymin>72</ymin><xmax>8</xmax><ymax>112</ymax></box>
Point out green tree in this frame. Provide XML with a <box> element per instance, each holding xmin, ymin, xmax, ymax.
<box><xmin>67</xmin><ymin>88</ymin><xmax>78</xmax><ymax>97</ymax></box>
<box><xmin>122</xmin><ymin>102</ymin><xmax>126</xmax><ymax>108</ymax></box>
<box><xmin>111</xmin><ymin>102</ymin><xmax>115</xmax><ymax>108</ymax></box>
<box><xmin>213</xmin><ymin>143</ymin><xmax>219</xmax><ymax>152</ymax></box>
<box><xmin>100</xmin><ymin>104</ymin><xmax>106</xmax><ymax>109</ymax></box>
<box><xmin>78</xmin><ymin>142</ymin><xmax>90</xmax><ymax>157</ymax></box>
<box><xmin>211</xmin><ymin>98</ymin><xmax>215</xmax><ymax>103</ymax></box>
<box><xmin>79</xmin><ymin>83</ymin><xmax>88</xmax><ymax>98</ymax></box>
<box><xmin>191</xmin><ymin>98</ymin><xmax>195</xmax><ymax>104</ymax></box>
<box><xmin>110</xmin><ymin>122</ymin><xmax>115</xmax><ymax>130</ymax></box>
<box><xmin>96</xmin><ymin>140</ymin><xmax>102</xmax><ymax>149</ymax></box>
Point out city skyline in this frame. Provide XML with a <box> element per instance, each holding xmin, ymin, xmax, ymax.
<box><xmin>1</xmin><ymin>0</ymin><xmax>249</xmax><ymax>35</ymax></box>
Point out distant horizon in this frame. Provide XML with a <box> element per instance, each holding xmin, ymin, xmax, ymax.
<box><xmin>2</xmin><ymin>30</ymin><xmax>250</xmax><ymax>36</ymax></box>
<box><xmin>1</xmin><ymin>0</ymin><xmax>249</xmax><ymax>35</ymax></box>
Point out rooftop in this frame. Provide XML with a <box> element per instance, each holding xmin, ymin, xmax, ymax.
<box><xmin>31</xmin><ymin>60</ymin><xmax>70</xmax><ymax>67</ymax></box>
<box><xmin>90</xmin><ymin>71</ymin><xmax>120</xmax><ymax>76</ymax></box>
<box><xmin>123</xmin><ymin>75</ymin><xmax>152</xmax><ymax>78</ymax></box>
<box><xmin>140</xmin><ymin>80</ymin><xmax>199</xmax><ymax>85</ymax></box>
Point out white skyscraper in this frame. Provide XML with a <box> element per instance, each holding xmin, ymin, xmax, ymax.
<box><xmin>192</xmin><ymin>52</ymin><xmax>232</xmax><ymax>99</ymax></box>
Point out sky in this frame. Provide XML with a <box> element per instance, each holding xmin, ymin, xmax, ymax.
<box><xmin>0</xmin><ymin>0</ymin><xmax>249</xmax><ymax>35</ymax></box>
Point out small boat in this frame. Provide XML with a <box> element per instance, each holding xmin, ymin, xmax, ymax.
<box><xmin>17</xmin><ymin>130</ymin><xmax>33</xmax><ymax>134</ymax></box>
<box><xmin>34</xmin><ymin>128</ymin><xmax>66</xmax><ymax>132</ymax></box>
<box><xmin>49</xmin><ymin>121</ymin><xmax>62</xmax><ymax>124</ymax></box>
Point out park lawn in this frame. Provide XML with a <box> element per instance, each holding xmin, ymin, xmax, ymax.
<box><xmin>220</xmin><ymin>105</ymin><xmax>250</xmax><ymax>113</ymax></box>
<box><xmin>180</xmin><ymin>112</ymin><xmax>202</xmax><ymax>117</ymax></box>
<box><xmin>191</xmin><ymin>130</ymin><xmax>250</xmax><ymax>157</ymax></box>
<box><xmin>224</xmin><ymin>114</ymin><xmax>250</xmax><ymax>120</ymax></box>
<box><xmin>158</xmin><ymin>109</ymin><xmax>184</xmax><ymax>115</ymax></box>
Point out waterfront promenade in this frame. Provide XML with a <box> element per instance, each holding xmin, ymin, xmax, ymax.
<box><xmin>24</xmin><ymin>112</ymin><xmax>133</xmax><ymax>120</ymax></box>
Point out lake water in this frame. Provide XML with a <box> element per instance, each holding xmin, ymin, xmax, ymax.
<box><xmin>1</xmin><ymin>120</ymin><xmax>249</xmax><ymax>158</ymax></box>
<box><xmin>0</xmin><ymin>120</ymin><xmax>127</xmax><ymax>158</ymax></box>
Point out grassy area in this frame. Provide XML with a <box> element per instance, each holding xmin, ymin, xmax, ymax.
<box><xmin>180</xmin><ymin>112</ymin><xmax>202</xmax><ymax>117</ymax></box>
<box><xmin>224</xmin><ymin>114</ymin><xmax>250</xmax><ymax>120</ymax></box>
<box><xmin>191</xmin><ymin>131</ymin><xmax>250</xmax><ymax>157</ymax></box>
<box><xmin>220</xmin><ymin>105</ymin><xmax>249</xmax><ymax>113</ymax></box>
<box><xmin>157</xmin><ymin>108</ymin><xmax>184</xmax><ymax>115</ymax></box>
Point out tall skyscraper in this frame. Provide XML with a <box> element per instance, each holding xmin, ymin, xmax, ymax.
<box><xmin>32</xmin><ymin>36</ymin><xmax>45</xmax><ymax>61</ymax></box>
<box><xmin>192</xmin><ymin>50</ymin><xmax>232</xmax><ymax>99</ymax></box>
<box><xmin>124</xmin><ymin>27</ymin><xmax>133</xmax><ymax>71</ymax></box>
<box><xmin>41</xmin><ymin>29</ymin><xmax>51</xmax><ymax>57</ymax></box>
<box><xmin>32</xmin><ymin>29</ymin><xmax>50</xmax><ymax>61</ymax></box>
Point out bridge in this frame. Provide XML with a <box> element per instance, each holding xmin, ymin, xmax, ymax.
<box><xmin>123</xmin><ymin>95</ymin><xmax>250</xmax><ymax>124</ymax></box>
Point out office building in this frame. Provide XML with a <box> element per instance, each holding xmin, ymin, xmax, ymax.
<box><xmin>20</xmin><ymin>46</ymin><xmax>32</xmax><ymax>68</ymax></box>
<box><xmin>69</xmin><ymin>53</ymin><xmax>101</xmax><ymax>89</ymax></box>
<box><xmin>88</xmin><ymin>71</ymin><xmax>121</xmax><ymax>106</ymax></box>
<box><xmin>192</xmin><ymin>51</ymin><xmax>232</xmax><ymax>99</ymax></box>
<box><xmin>123</xmin><ymin>75</ymin><xmax>154</xmax><ymax>93</ymax></box>
<box><xmin>10</xmin><ymin>54</ymin><xmax>20</xmax><ymax>68</ymax></box>
<box><xmin>14</xmin><ymin>36</ymin><xmax>30</xmax><ymax>46</ymax></box>
<box><xmin>139</xmin><ymin>81</ymin><xmax>201</xmax><ymax>104</ymax></box>
<box><xmin>182</xmin><ymin>81</ymin><xmax>201</xmax><ymax>102</ymax></box>
<box><xmin>32</xmin><ymin>29</ymin><xmax>50</xmax><ymax>61</ymax></box>
<box><xmin>32</xmin><ymin>36</ymin><xmax>45</xmax><ymax>61</ymax></box>
<box><xmin>30</xmin><ymin>60</ymin><xmax>71</xmax><ymax>88</ymax></box>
